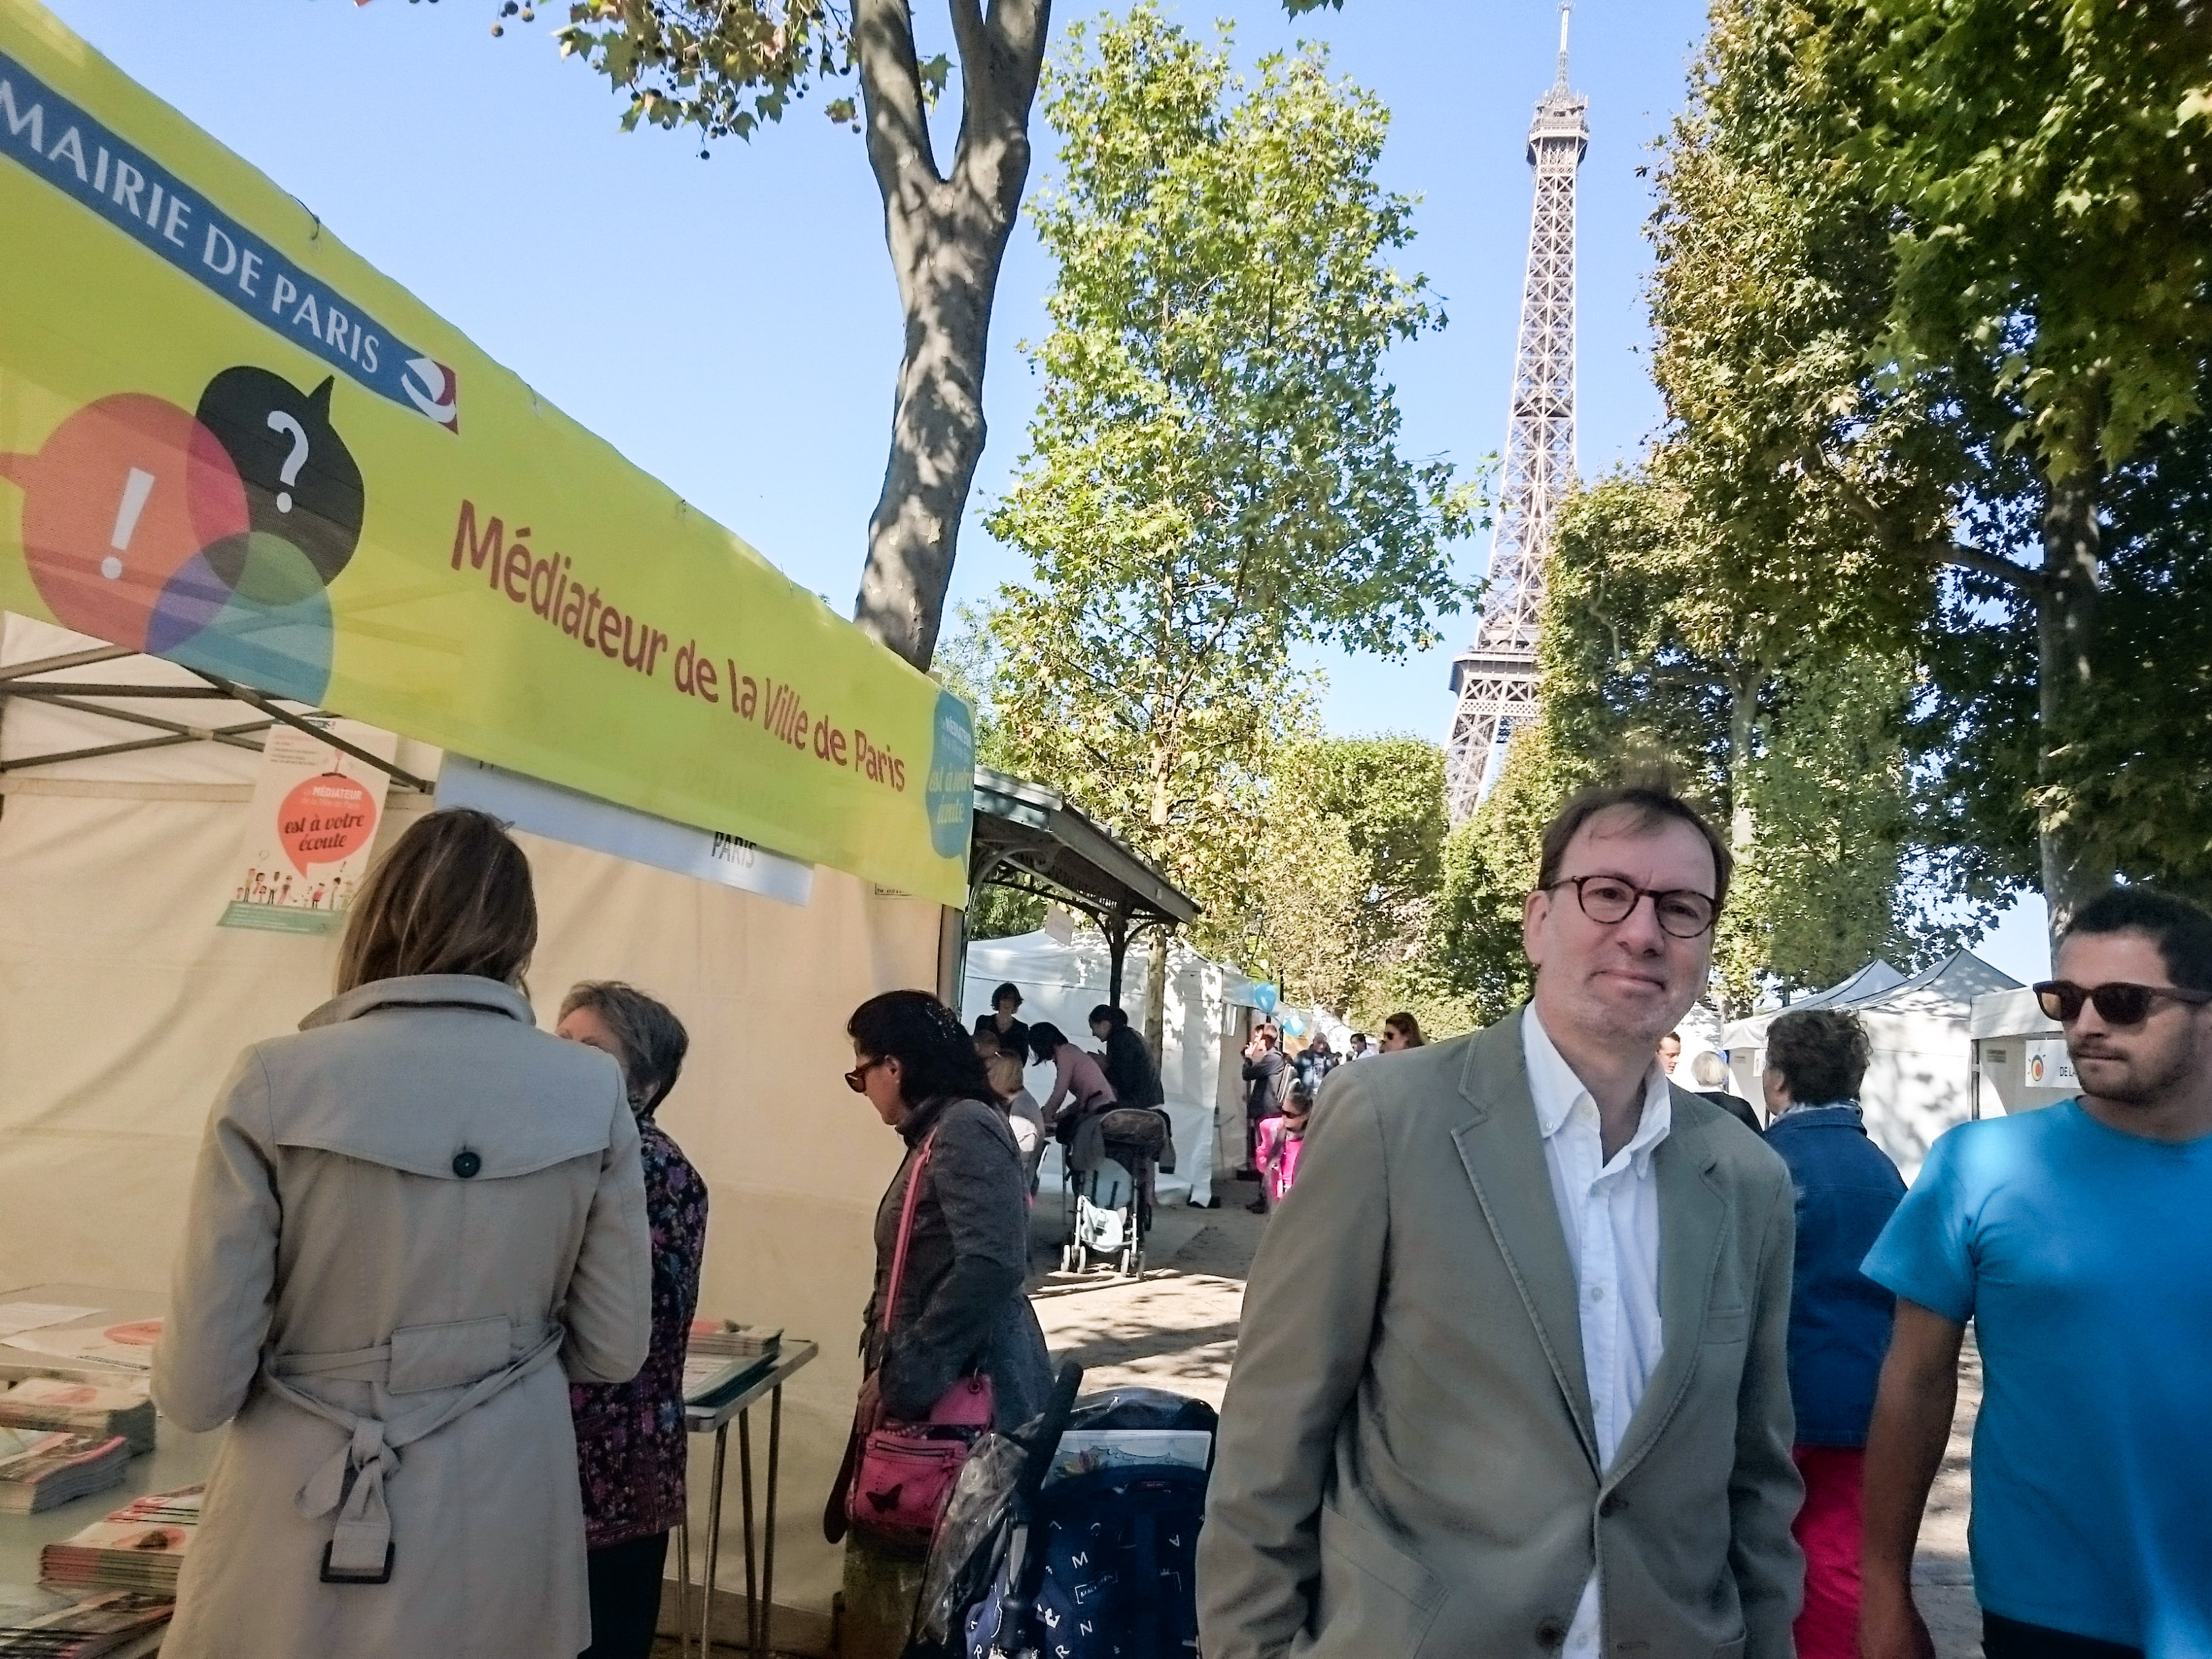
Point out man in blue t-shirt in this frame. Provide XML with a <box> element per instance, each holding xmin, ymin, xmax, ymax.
<box><xmin>1860</xmin><ymin>887</ymin><xmax>2212</xmax><ymax>1659</ymax></box>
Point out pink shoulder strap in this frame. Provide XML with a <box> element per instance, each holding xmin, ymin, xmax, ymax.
<box><xmin>878</xmin><ymin>1128</ymin><xmax>937</xmax><ymax>1341</ymax></box>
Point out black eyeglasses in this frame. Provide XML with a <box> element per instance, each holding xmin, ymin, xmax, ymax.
<box><xmin>1544</xmin><ymin>875</ymin><xmax>1719</xmax><ymax>939</ymax></box>
<box><xmin>2033</xmin><ymin>980</ymin><xmax>2212</xmax><ymax>1027</ymax></box>
<box><xmin>845</xmin><ymin>1057</ymin><xmax>890</xmax><ymax>1092</ymax></box>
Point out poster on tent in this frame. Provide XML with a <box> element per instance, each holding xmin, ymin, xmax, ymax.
<box><xmin>0</xmin><ymin>9</ymin><xmax>972</xmax><ymax>907</ymax></box>
<box><xmin>218</xmin><ymin>718</ymin><xmax>394</xmax><ymax>934</ymax></box>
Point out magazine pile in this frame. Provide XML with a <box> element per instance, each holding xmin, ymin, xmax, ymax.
<box><xmin>0</xmin><ymin>1582</ymin><xmax>171</xmax><ymax>1659</ymax></box>
<box><xmin>0</xmin><ymin>1430</ymin><xmax>127</xmax><ymax>1517</ymax></box>
<box><xmin>37</xmin><ymin>1489</ymin><xmax>202</xmax><ymax>1596</ymax></box>
<box><xmin>0</xmin><ymin>1383</ymin><xmax>155</xmax><ymax>1458</ymax></box>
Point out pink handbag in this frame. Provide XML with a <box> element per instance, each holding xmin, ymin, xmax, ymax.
<box><xmin>841</xmin><ymin>1129</ymin><xmax>996</xmax><ymax>1546</ymax></box>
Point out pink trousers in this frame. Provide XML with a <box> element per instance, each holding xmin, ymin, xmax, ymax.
<box><xmin>1792</xmin><ymin>1445</ymin><xmax>1866</xmax><ymax>1659</ymax></box>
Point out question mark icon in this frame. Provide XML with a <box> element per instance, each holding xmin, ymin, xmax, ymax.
<box><xmin>265</xmin><ymin>411</ymin><xmax>308</xmax><ymax>514</ymax></box>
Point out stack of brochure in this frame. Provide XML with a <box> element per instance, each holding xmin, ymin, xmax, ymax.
<box><xmin>0</xmin><ymin>1431</ymin><xmax>129</xmax><ymax>1515</ymax></box>
<box><xmin>0</xmin><ymin>1381</ymin><xmax>155</xmax><ymax>1456</ymax></box>
<box><xmin>682</xmin><ymin>1322</ymin><xmax>783</xmax><ymax>1404</ymax></box>
<box><xmin>37</xmin><ymin>1490</ymin><xmax>202</xmax><ymax>1595</ymax></box>
<box><xmin>0</xmin><ymin>1585</ymin><xmax>173</xmax><ymax>1658</ymax></box>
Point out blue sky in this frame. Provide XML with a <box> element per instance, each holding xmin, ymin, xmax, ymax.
<box><xmin>35</xmin><ymin>0</ymin><xmax>2048</xmax><ymax>983</ymax></box>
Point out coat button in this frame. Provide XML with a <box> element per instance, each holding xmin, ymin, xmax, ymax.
<box><xmin>1600</xmin><ymin>1492</ymin><xmax>1625</xmax><ymax>1517</ymax></box>
<box><xmin>1536</xmin><ymin>1618</ymin><xmax>1568</xmax><ymax>1648</ymax></box>
<box><xmin>451</xmin><ymin>1149</ymin><xmax>482</xmax><ymax>1179</ymax></box>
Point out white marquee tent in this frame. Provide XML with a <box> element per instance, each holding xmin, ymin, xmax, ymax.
<box><xmin>0</xmin><ymin>613</ymin><xmax>940</xmax><ymax>1650</ymax></box>
<box><xmin>1723</xmin><ymin>949</ymin><xmax>2020</xmax><ymax>1174</ymax></box>
<box><xmin>963</xmin><ymin>928</ymin><xmax>1265</xmax><ymax>1207</ymax></box>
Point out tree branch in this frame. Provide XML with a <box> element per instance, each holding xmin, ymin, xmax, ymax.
<box><xmin>1801</xmin><ymin>441</ymin><xmax>2047</xmax><ymax>598</ymax></box>
<box><xmin>855</xmin><ymin>0</ymin><xmax>940</xmax><ymax>200</ymax></box>
<box><xmin>1933</xmin><ymin>539</ymin><xmax>2048</xmax><ymax>597</ymax></box>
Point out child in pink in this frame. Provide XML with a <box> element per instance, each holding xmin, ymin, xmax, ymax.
<box><xmin>1254</xmin><ymin>1086</ymin><xmax>1311</xmax><ymax>1210</ymax></box>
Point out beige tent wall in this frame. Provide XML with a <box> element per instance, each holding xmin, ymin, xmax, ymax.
<box><xmin>0</xmin><ymin>620</ymin><xmax>940</xmax><ymax>1643</ymax></box>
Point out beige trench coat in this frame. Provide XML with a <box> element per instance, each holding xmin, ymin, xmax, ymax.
<box><xmin>152</xmin><ymin>975</ymin><xmax>652</xmax><ymax>1659</ymax></box>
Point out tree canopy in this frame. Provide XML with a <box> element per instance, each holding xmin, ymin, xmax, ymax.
<box><xmin>977</xmin><ymin>5</ymin><xmax>1475</xmax><ymax>1038</ymax></box>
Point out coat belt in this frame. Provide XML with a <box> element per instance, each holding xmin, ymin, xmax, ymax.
<box><xmin>262</xmin><ymin>1322</ymin><xmax>565</xmax><ymax>1581</ymax></box>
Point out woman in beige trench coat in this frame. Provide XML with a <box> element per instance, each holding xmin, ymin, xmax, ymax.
<box><xmin>152</xmin><ymin>809</ymin><xmax>652</xmax><ymax>1659</ymax></box>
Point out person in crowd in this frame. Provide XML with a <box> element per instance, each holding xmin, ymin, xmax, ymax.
<box><xmin>1690</xmin><ymin>1047</ymin><xmax>1764</xmax><ymax>1134</ymax></box>
<box><xmin>1029</xmin><ymin>1021</ymin><xmax>1117</xmax><ymax>1139</ymax></box>
<box><xmin>1757</xmin><ymin>1007</ymin><xmax>1904</xmax><ymax>1659</ymax></box>
<box><xmin>555</xmin><ymin>982</ymin><xmax>710</xmax><ymax>1659</ymax></box>
<box><xmin>1346</xmin><ymin>1031</ymin><xmax>1372</xmax><ymax>1061</ymax></box>
<box><xmin>985</xmin><ymin>1046</ymin><xmax>1046</xmax><ymax>1189</ymax></box>
<box><xmin>1292</xmin><ymin>1033</ymin><xmax>1337</xmax><ymax>1094</ymax></box>
<box><xmin>972</xmin><ymin>981</ymin><xmax>1029</xmax><ymax>1060</ymax></box>
<box><xmin>1656</xmin><ymin>1029</ymin><xmax>1683</xmax><ymax>1077</ymax></box>
<box><xmin>1379</xmin><ymin>1010</ymin><xmax>1425</xmax><ymax>1051</ymax></box>
<box><xmin>1861</xmin><ymin>886</ymin><xmax>2212</xmax><ymax>1659</ymax></box>
<box><xmin>153</xmin><ymin>809</ymin><xmax>651</xmax><ymax>1659</ymax></box>
<box><xmin>1199</xmin><ymin>783</ymin><xmax>1801</xmax><ymax>1659</ymax></box>
<box><xmin>834</xmin><ymin>991</ymin><xmax>1053</xmax><ymax>1658</ymax></box>
<box><xmin>1251</xmin><ymin>1084</ymin><xmax>1313</xmax><ymax>1214</ymax></box>
<box><xmin>1090</xmin><ymin>1003</ymin><xmax>1164</xmax><ymax>1110</ymax></box>
<box><xmin>1238</xmin><ymin>1025</ymin><xmax>1290</xmax><ymax>1179</ymax></box>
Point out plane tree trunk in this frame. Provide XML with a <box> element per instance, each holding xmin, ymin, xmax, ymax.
<box><xmin>850</xmin><ymin>0</ymin><xmax>1049</xmax><ymax>670</ymax></box>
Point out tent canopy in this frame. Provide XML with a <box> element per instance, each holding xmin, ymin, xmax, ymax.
<box><xmin>1723</xmin><ymin>950</ymin><xmax>2022</xmax><ymax>1174</ymax></box>
<box><xmin>970</xmin><ymin>767</ymin><xmax>1197</xmax><ymax>1004</ymax></box>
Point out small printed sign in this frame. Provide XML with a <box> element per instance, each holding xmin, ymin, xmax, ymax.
<box><xmin>2024</xmin><ymin>1037</ymin><xmax>2078</xmax><ymax>1090</ymax></box>
<box><xmin>219</xmin><ymin>718</ymin><xmax>396</xmax><ymax>934</ymax></box>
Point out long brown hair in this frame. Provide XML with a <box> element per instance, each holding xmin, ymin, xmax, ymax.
<box><xmin>335</xmin><ymin>808</ymin><xmax>537</xmax><ymax>993</ymax></box>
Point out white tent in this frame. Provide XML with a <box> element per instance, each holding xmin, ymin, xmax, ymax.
<box><xmin>1969</xmin><ymin>987</ymin><xmax>2077</xmax><ymax>1118</ymax></box>
<box><xmin>1723</xmin><ymin>950</ymin><xmax>2021</xmax><ymax>1175</ymax></box>
<box><xmin>0</xmin><ymin>613</ymin><xmax>941</xmax><ymax>1650</ymax></box>
<box><xmin>962</xmin><ymin>928</ymin><xmax>1264</xmax><ymax>1207</ymax></box>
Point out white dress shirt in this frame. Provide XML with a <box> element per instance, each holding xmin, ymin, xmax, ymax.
<box><xmin>1521</xmin><ymin>1006</ymin><xmax>1672</xmax><ymax>1659</ymax></box>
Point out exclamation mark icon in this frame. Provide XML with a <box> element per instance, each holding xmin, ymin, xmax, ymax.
<box><xmin>104</xmin><ymin>467</ymin><xmax>156</xmax><ymax>580</ymax></box>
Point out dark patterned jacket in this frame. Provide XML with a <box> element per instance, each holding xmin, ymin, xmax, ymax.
<box><xmin>569</xmin><ymin>1117</ymin><xmax>708</xmax><ymax>1548</ymax></box>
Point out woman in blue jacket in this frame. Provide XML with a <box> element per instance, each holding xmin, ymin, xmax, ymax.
<box><xmin>1760</xmin><ymin>1008</ymin><xmax>1907</xmax><ymax>1659</ymax></box>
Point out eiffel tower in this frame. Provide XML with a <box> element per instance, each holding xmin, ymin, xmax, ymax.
<box><xmin>1444</xmin><ymin>4</ymin><xmax>1589</xmax><ymax>823</ymax></box>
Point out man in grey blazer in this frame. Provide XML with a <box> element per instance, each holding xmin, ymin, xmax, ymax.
<box><xmin>1199</xmin><ymin>784</ymin><xmax>1801</xmax><ymax>1659</ymax></box>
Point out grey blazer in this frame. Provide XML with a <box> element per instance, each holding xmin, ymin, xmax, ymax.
<box><xmin>1197</xmin><ymin>1012</ymin><xmax>1803</xmax><ymax>1659</ymax></box>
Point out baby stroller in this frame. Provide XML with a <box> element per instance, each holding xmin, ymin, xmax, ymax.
<box><xmin>905</xmin><ymin>1366</ymin><xmax>1217</xmax><ymax>1659</ymax></box>
<box><xmin>1059</xmin><ymin>1107</ymin><xmax>1170</xmax><ymax>1277</ymax></box>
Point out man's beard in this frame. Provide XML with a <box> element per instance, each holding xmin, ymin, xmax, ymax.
<box><xmin>2076</xmin><ymin>1040</ymin><xmax>2194</xmax><ymax>1106</ymax></box>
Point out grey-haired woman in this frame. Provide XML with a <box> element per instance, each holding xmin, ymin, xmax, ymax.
<box><xmin>556</xmin><ymin>983</ymin><xmax>710</xmax><ymax>1659</ymax></box>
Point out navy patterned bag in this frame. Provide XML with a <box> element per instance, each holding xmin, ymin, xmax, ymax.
<box><xmin>965</xmin><ymin>1465</ymin><xmax>1207</xmax><ymax>1659</ymax></box>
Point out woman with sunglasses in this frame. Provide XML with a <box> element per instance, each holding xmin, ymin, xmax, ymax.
<box><xmin>832</xmin><ymin>991</ymin><xmax>1052</xmax><ymax>1659</ymax></box>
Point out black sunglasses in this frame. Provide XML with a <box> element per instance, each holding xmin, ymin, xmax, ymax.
<box><xmin>845</xmin><ymin>1056</ymin><xmax>890</xmax><ymax>1092</ymax></box>
<box><xmin>2033</xmin><ymin>979</ymin><xmax>2212</xmax><ymax>1027</ymax></box>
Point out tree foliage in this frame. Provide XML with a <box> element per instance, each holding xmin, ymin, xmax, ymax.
<box><xmin>979</xmin><ymin>6</ymin><xmax>1475</xmax><ymax>1038</ymax></box>
<box><xmin>1243</xmin><ymin>735</ymin><xmax>1450</xmax><ymax>1017</ymax></box>
<box><xmin>1584</xmin><ymin>0</ymin><xmax>2212</xmax><ymax>966</ymax></box>
<box><xmin>497</xmin><ymin>0</ymin><xmax>1364</xmax><ymax>669</ymax></box>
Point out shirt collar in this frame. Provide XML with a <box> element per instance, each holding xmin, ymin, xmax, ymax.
<box><xmin>1521</xmin><ymin>1004</ymin><xmax>1673</xmax><ymax>1168</ymax></box>
<box><xmin>1777</xmin><ymin>1099</ymin><xmax>1862</xmax><ymax>1122</ymax></box>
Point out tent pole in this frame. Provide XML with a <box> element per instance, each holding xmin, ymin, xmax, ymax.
<box><xmin>1105</xmin><ymin>913</ymin><xmax>1128</xmax><ymax>1008</ymax></box>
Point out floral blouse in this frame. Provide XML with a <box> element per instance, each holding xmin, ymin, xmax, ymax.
<box><xmin>569</xmin><ymin>1116</ymin><xmax>709</xmax><ymax>1549</ymax></box>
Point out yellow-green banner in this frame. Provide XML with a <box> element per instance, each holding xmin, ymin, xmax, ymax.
<box><xmin>0</xmin><ymin>5</ymin><xmax>972</xmax><ymax>905</ymax></box>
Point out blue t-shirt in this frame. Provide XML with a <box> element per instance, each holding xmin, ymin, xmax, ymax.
<box><xmin>1863</xmin><ymin>1100</ymin><xmax>2212</xmax><ymax>1656</ymax></box>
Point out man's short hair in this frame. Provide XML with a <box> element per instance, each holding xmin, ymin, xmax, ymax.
<box><xmin>1536</xmin><ymin>783</ymin><xmax>1734</xmax><ymax>911</ymax></box>
<box><xmin>2063</xmin><ymin>886</ymin><xmax>2212</xmax><ymax>995</ymax></box>
<box><xmin>1765</xmin><ymin>1008</ymin><xmax>1872</xmax><ymax>1106</ymax></box>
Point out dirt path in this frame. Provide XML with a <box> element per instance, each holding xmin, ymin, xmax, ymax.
<box><xmin>1028</xmin><ymin>1195</ymin><xmax>1986</xmax><ymax>1658</ymax></box>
